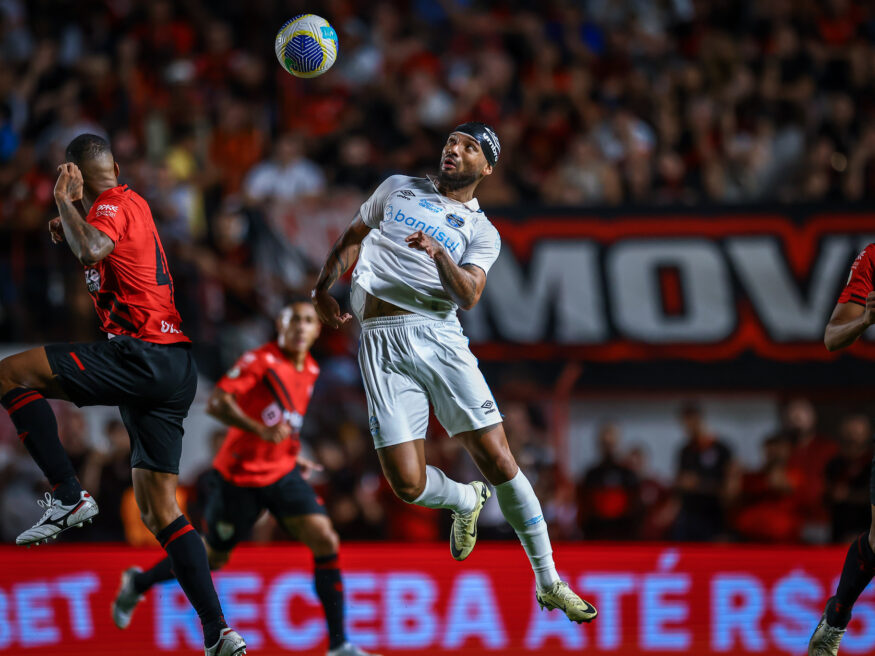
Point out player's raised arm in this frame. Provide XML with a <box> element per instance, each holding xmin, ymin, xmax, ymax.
<box><xmin>405</xmin><ymin>230</ymin><xmax>486</xmax><ymax>310</ymax></box>
<box><xmin>53</xmin><ymin>163</ymin><xmax>114</xmax><ymax>265</ymax></box>
<box><xmin>824</xmin><ymin>292</ymin><xmax>875</xmax><ymax>351</ymax></box>
<box><xmin>311</xmin><ymin>213</ymin><xmax>371</xmax><ymax>328</ymax></box>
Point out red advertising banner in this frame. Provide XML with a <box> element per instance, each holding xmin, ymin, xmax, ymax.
<box><xmin>467</xmin><ymin>209</ymin><xmax>875</xmax><ymax>364</ymax></box>
<box><xmin>0</xmin><ymin>542</ymin><xmax>871</xmax><ymax>655</ymax></box>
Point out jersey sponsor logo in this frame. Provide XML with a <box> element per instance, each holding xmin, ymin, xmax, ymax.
<box><xmin>160</xmin><ymin>320</ymin><xmax>182</xmax><ymax>334</ymax></box>
<box><xmin>84</xmin><ymin>268</ymin><xmax>101</xmax><ymax>293</ymax></box>
<box><xmin>95</xmin><ymin>203</ymin><xmax>119</xmax><ymax>217</ymax></box>
<box><xmin>388</xmin><ymin>208</ymin><xmax>460</xmax><ymax>253</ymax></box>
<box><xmin>446</xmin><ymin>213</ymin><xmax>465</xmax><ymax>228</ymax></box>
<box><xmin>419</xmin><ymin>199</ymin><xmax>442</xmax><ymax>213</ymax></box>
<box><xmin>262</xmin><ymin>403</ymin><xmax>304</xmax><ymax>431</ymax></box>
<box><xmin>394</xmin><ymin>190</ymin><xmax>416</xmax><ymax>200</ymax></box>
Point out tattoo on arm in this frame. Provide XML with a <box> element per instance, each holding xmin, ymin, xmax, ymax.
<box><xmin>434</xmin><ymin>252</ymin><xmax>483</xmax><ymax>309</ymax></box>
<box><xmin>57</xmin><ymin>196</ymin><xmax>114</xmax><ymax>265</ymax></box>
<box><xmin>314</xmin><ymin>215</ymin><xmax>370</xmax><ymax>292</ymax></box>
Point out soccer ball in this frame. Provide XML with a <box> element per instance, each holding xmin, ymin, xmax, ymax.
<box><xmin>275</xmin><ymin>14</ymin><xmax>338</xmax><ymax>78</ymax></box>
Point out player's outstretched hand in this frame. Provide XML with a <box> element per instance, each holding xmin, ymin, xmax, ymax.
<box><xmin>48</xmin><ymin>217</ymin><xmax>64</xmax><ymax>243</ymax></box>
<box><xmin>311</xmin><ymin>289</ymin><xmax>352</xmax><ymax>329</ymax></box>
<box><xmin>297</xmin><ymin>456</ymin><xmax>324</xmax><ymax>480</ymax></box>
<box><xmin>405</xmin><ymin>230</ymin><xmax>441</xmax><ymax>258</ymax></box>
<box><xmin>864</xmin><ymin>291</ymin><xmax>875</xmax><ymax>326</ymax></box>
<box><xmin>53</xmin><ymin>162</ymin><xmax>84</xmax><ymax>202</ymax></box>
<box><xmin>260</xmin><ymin>423</ymin><xmax>292</xmax><ymax>444</ymax></box>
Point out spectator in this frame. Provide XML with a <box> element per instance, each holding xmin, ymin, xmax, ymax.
<box><xmin>243</xmin><ymin>132</ymin><xmax>326</xmax><ymax>206</ymax></box>
<box><xmin>783</xmin><ymin>398</ymin><xmax>838</xmax><ymax>542</ymax></box>
<box><xmin>626</xmin><ymin>445</ymin><xmax>676</xmax><ymax>541</ymax></box>
<box><xmin>577</xmin><ymin>423</ymin><xmax>640</xmax><ymax>540</ymax></box>
<box><xmin>825</xmin><ymin>414</ymin><xmax>873</xmax><ymax>544</ymax></box>
<box><xmin>672</xmin><ymin>403</ymin><xmax>735</xmax><ymax>542</ymax></box>
<box><xmin>732</xmin><ymin>435</ymin><xmax>804</xmax><ymax>543</ymax></box>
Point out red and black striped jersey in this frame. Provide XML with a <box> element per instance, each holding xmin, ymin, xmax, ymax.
<box><xmin>83</xmin><ymin>184</ymin><xmax>189</xmax><ymax>344</ymax></box>
<box><xmin>212</xmin><ymin>342</ymin><xmax>320</xmax><ymax>487</ymax></box>
<box><xmin>838</xmin><ymin>244</ymin><xmax>875</xmax><ymax>306</ymax></box>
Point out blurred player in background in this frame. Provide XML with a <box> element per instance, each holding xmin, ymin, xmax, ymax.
<box><xmin>809</xmin><ymin>245</ymin><xmax>875</xmax><ymax>656</ymax></box>
<box><xmin>0</xmin><ymin>135</ymin><xmax>245</xmax><ymax>656</ymax></box>
<box><xmin>114</xmin><ymin>301</ymin><xmax>379</xmax><ymax>656</ymax></box>
<box><xmin>312</xmin><ymin>122</ymin><xmax>597</xmax><ymax>623</ymax></box>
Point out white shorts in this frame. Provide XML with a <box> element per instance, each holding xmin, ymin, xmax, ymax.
<box><xmin>357</xmin><ymin>314</ymin><xmax>500</xmax><ymax>448</ymax></box>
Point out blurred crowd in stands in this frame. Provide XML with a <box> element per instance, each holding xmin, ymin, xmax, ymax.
<box><xmin>1</xmin><ymin>394</ymin><xmax>871</xmax><ymax>545</ymax></box>
<box><xmin>2</xmin><ymin>0</ymin><xmax>875</xmax><ymax>348</ymax></box>
<box><xmin>1</xmin><ymin>0</ymin><xmax>875</xmax><ymax>544</ymax></box>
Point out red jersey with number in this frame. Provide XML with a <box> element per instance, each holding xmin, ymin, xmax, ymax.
<box><xmin>838</xmin><ymin>244</ymin><xmax>875</xmax><ymax>305</ymax></box>
<box><xmin>212</xmin><ymin>342</ymin><xmax>319</xmax><ymax>487</ymax></box>
<box><xmin>84</xmin><ymin>184</ymin><xmax>189</xmax><ymax>343</ymax></box>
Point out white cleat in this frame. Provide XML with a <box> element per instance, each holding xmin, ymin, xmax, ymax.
<box><xmin>808</xmin><ymin>600</ymin><xmax>846</xmax><ymax>656</ymax></box>
<box><xmin>327</xmin><ymin>643</ymin><xmax>383</xmax><ymax>656</ymax></box>
<box><xmin>16</xmin><ymin>491</ymin><xmax>99</xmax><ymax>546</ymax></box>
<box><xmin>449</xmin><ymin>481</ymin><xmax>491</xmax><ymax>561</ymax></box>
<box><xmin>112</xmin><ymin>567</ymin><xmax>144</xmax><ymax>629</ymax></box>
<box><xmin>205</xmin><ymin>628</ymin><xmax>247</xmax><ymax>656</ymax></box>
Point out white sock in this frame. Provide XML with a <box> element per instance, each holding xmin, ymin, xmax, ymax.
<box><xmin>411</xmin><ymin>465</ymin><xmax>478</xmax><ymax>513</ymax></box>
<box><xmin>495</xmin><ymin>468</ymin><xmax>560</xmax><ymax>590</ymax></box>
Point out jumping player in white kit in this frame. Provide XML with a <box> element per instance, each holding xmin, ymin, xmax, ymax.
<box><xmin>311</xmin><ymin>122</ymin><xmax>596</xmax><ymax>623</ymax></box>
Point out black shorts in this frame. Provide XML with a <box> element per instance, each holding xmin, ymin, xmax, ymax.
<box><xmin>45</xmin><ymin>336</ymin><xmax>197</xmax><ymax>474</ymax></box>
<box><xmin>204</xmin><ymin>466</ymin><xmax>326</xmax><ymax>552</ymax></box>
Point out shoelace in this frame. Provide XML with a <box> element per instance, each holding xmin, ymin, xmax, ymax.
<box><xmin>451</xmin><ymin>510</ymin><xmax>473</xmax><ymax>541</ymax></box>
<box><xmin>35</xmin><ymin>492</ymin><xmax>59</xmax><ymax>522</ymax></box>
<box><xmin>817</xmin><ymin>623</ymin><xmax>845</xmax><ymax>652</ymax></box>
<box><xmin>548</xmin><ymin>581</ymin><xmax>580</xmax><ymax>607</ymax></box>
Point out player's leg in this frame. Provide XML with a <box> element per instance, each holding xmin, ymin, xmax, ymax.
<box><xmin>0</xmin><ymin>347</ymin><xmax>81</xmax><ymax>504</ymax></box>
<box><xmin>271</xmin><ymin>466</ymin><xmax>379</xmax><ymax>656</ymax></box>
<box><xmin>115</xmin><ymin>470</ymin><xmax>256</xmax><ymax>632</ymax></box>
<box><xmin>808</xmin><ymin>466</ymin><xmax>875</xmax><ymax>656</ymax></box>
<box><xmin>456</xmin><ymin>423</ymin><xmax>597</xmax><ymax>623</ymax></box>
<box><xmin>132</xmin><ymin>467</ymin><xmax>229</xmax><ymax>648</ymax></box>
<box><xmin>358</xmin><ymin>321</ymin><xmax>477</xmax><ymax>513</ymax></box>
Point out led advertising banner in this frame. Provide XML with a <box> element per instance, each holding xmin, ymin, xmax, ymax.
<box><xmin>0</xmin><ymin>543</ymin><xmax>871</xmax><ymax>655</ymax></box>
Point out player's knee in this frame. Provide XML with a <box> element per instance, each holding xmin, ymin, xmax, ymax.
<box><xmin>392</xmin><ymin>479</ymin><xmax>425</xmax><ymax>503</ymax></box>
<box><xmin>310</xmin><ymin>526</ymin><xmax>340</xmax><ymax>555</ymax></box>
<box><xmin>0</xmin><ymin>355</ymin><xmax>22</xmax><ymax>395</ymax></box>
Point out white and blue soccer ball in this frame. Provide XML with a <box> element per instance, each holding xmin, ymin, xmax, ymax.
<box><xmin>275</xmin><ymin>14</ymin><xmax>338</xmax><ymax>78</ymax></box>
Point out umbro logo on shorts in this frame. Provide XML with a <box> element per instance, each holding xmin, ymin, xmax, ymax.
<box><xmin>480</xmin><ymin>400</ymin><xmax>497</xmax><ymax>415</ymax></box>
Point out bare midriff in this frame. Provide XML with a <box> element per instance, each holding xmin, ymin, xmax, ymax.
<box><xmin>362</xmin><ymin>292</ymin><xmax>413</xmax><ymax>319</ymax></box>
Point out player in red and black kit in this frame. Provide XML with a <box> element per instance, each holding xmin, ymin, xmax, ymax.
<box><xmin>808</xmin><ymin>244</ymin><xmax>875</xmax><ymax>656</ymax></box>
<box><xmin>113</xmin><ymin>301</ymin><xmax>379</xmax><ymax>656</ymax></box>
<box><xmin>0</xmin><ymin>135</ymin><xmax>246</xmax><ymax>656</ymax></box>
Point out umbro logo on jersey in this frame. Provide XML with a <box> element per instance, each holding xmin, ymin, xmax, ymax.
<box><xmin>446</xmin><ymin>213</ymin><xmax>465</xmax><ymax>228</ymax></box>
<box><xmin>395</xmin><ymin>190</ymin><xmax>416</xmax><ymax>200</ymax></box>
<box><xmin>96</xmin><ymin>203</ymin><xmax>119</xmax><ymax>217</ymax></box>
<box><xmin>419</xmin><ymin>199</ymin><xmax>442</xmax><ymax>213</ymax></box>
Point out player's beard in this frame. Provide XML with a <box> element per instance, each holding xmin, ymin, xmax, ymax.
<box><xmin>436</xmin><ymin>167</ymin><xmax>480</xmax><ymax>191</ymax></box>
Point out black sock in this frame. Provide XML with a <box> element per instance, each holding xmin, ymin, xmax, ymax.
<box><xmin>314</xmin><ymin>553</ymin><xmax>346</xmax><ymax>650</ymax></box>
<box><xmin>157</xmin><ymin>516</ymin><xmax>226</xmax><ymax>647</ymax></box>
<box><xmin>133</xmin><ymin>557</ymin><xmax>176</xmax><ymax>595</ymax></box>
<box><xmin>2</xmin><ymin>387</ymin><xmax>80</xmax><ymax>504</ymax></box>
<box><xmin>827</xmin><ymin>532</ymin><xmax>875</xmax><ymax>628</ymax></box>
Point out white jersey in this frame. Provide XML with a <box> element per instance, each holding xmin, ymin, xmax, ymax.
<box><xmin>351</xmin><ymin>175</ymin><xmax>501</xmax><ymax>320</ymax></box>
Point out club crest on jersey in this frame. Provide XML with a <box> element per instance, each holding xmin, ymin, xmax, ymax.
<box><xmin>84</xmin><ymin>268</ymin><xmax>101</xmax><ymax>292</ymax></box>
<box><xmin>419</xmin><ymin>199</ymin><xmax>442</xmax><ymax>213</ymax></box>
<box><xmin>446</xmin><ymin>213</ymin><xmax>465</xmax><ymax>228</ymax></box>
